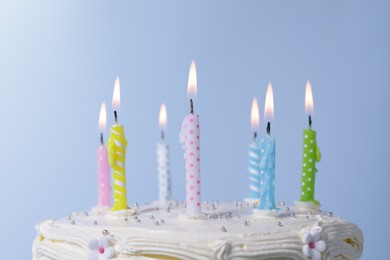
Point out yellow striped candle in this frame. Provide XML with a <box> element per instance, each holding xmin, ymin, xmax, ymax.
<box><xmin>107</xmin><ymin>77</ymin><xmax>128</xmax><ymax>211</ymax></box>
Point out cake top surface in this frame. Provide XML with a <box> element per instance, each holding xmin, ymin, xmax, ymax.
<box><xmin>33</xmin><ymin>201</ymin><xmax>363</xmax><ymax>260</ymax></box>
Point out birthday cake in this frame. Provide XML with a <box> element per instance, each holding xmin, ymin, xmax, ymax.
<box><xmin>33</xmin><ymin>71</ymin><xmax>363</xmax><ymax>259</ymax></box>
<box><xmin>32</xmin><ymin>201</ymin><xmax>363</xmax><ymax>260</ymax></box>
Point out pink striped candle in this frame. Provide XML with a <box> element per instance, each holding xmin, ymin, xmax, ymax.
<box><xmin>97</xmin><ymin>102</ymin><xmax>111</xmax><ymax>208</ymax></box>
<box><xmin>180</xmin><ymin>60</ymin><xmax>201</xmax><ymax>216</ymax></box>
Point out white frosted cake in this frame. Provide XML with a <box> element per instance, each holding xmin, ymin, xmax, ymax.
<box><xmin>33</xmin><ymin>201</ymin><xmax>363</xmax><ymax>259</ymax></box>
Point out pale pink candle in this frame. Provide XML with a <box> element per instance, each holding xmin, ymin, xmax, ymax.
<box><xmin>97</xmin><ymin>102</ymin><xmax>111</xmax><ymax>208</ymax></box>
<box><xmin>180</xmin><ymin>60</ymin><xmax>201</xmax><ymax>216</ymax></box>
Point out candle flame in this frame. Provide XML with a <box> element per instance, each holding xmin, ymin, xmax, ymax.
<box><xmin>305</xmin><ymin>80</ymin><xmax>314</xmax><ymax>115</ymax></box>
<box><xmin>98</xmin><ymin>102</ymin><xmax>107</xmax><ymax>132</ymax></box>
<box><xmin>250</xmin><ymin>97</ymin><xmax>260</xmax><ymax>131</ymax></box>
<box><xmin>112</xmin><ymin>77</ymin><xmax>121</xmax><ymax>110</ymax></box>
<box><xmin>264</xmin><ymin>82</ymin><xmax>274</xmax><ymax>121</ymax></box>
<box><xmin>159</xmin><ymin>103</ymin><xmax>167</xmax><ymax>130</ymax></box>
<box><xmin>187</xmin><ymin>60</ymin><xmax>197</xmax><ymax>99</ymax></box>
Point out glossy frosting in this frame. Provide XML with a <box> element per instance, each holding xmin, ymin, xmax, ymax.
<box><xmin>33</xmin><ymin>202</ymin><xmax>363</xmax><ymax>259</ymax></box>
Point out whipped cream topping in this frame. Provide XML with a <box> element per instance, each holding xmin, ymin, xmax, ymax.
<box><xmin>33</xmin><ymin>201</ymin><xmax>363</xmax><ymax>259</ymax></box>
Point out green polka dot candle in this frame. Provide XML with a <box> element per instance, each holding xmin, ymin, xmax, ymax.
<box><xmin>300</xmin><ymin>81</ymin><xmax>321</xmax><ymax>205</ymax></box>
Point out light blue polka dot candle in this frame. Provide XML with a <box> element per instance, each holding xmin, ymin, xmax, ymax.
<box><xmin>258</xmin><ymin>134</ymin><xmax>276</xmax><ymax>210</ymax></box>
<box><xmin>258</xmin><ymin>83</ymin><xmax>276</xmax><ymax>211</ymax></box>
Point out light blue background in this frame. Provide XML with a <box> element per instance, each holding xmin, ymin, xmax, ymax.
<box><xmin>0</xmin><ymin>1</ymin><xmax>388</xmax><ymax>259</ymax></box>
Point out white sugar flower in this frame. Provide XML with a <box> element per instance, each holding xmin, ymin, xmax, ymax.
<box><xmin>88</xmin><ymin>237</ymin><xmax>114</xmax><ymax>260</ymax></box>
<box><xmin>301</xmin><ymin>230</ymin><xmax>326</xmax><ymax>260</ymax></box>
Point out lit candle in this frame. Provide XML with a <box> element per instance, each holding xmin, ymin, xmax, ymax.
<box><xmin>246</xmin><ymin>97</ymin><xmax>261</xmax><ymax>204</ymax></box>
<box><xmin>97</xmin><ymin>102</ymin><xmax>110</xmax><ymax>208</ymax></box>
<box><xmin>179</xmin><ymin>60</ymin><xmax>201</xmax><ymax>216</ymax></box>
<box><xmin>258</xmin><ymin>83</ymin><xmax>276</xmax><ymax>210</ymax></box>
<box><xmin>157</xmin><ymin>103</ymin><xmax>171</xmax><ymax>202</ymax></box>
<box><xmin>107</xmin><ymin>77</ymin><xmax>128</xmax><ymax>211</ymax></box>
<box><xmin>299</xmin><ymin>81</ymin><xmax>321</xmax><ymax>205</ymax></box>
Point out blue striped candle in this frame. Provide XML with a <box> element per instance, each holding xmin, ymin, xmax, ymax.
<box><xmin>247</xmin><ymin>97</ymin><xmax>261</xmax><ymax>203</ymax></box>
<box><xmin>248</xmin><ymin>140</ymin><xmax>261</xmax><ymax>200</ymax></box>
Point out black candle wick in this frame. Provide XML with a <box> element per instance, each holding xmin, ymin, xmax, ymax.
<box><xmin>114</xmin><ymin>111</ymin><xmax>118</xmax><ymax>123</ymax></box>
<box><xmin>253</xmin><ymin>132</ymin><xmax>257</xmax><ymax>142</ymax></box>
<box><xmin>190</xmin><ymin>99</ymin><xmax>194</xmax><ymax>114</ymax></box>
<box><xmin>100</xmin><ymin>133</ymin><xmax>104</xmax><ymax>145</ymax></box>
<box><xmin>309</xmin><ymin>115</ymin><xmax>312</xmax><ymax>128</ymax></box>
<box><xmin>161</xmin><ymin>131</ymin><xmax>165</xmax><ymax>141</ymax></box>
<box><xmin>266</xmin><ymin>122</ymin><xmax>271</xmax><ymax>136</ymax></box>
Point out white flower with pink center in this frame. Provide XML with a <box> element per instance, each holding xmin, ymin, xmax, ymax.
<box><xmin>301</xmin><ymin>229</ymin><xmax>326</xmax><ymax>260</ymax></box>
<box><xmin>88</xmin><ymin>237</ymin><xmax>114</xmax><ymax>260</ymax></box>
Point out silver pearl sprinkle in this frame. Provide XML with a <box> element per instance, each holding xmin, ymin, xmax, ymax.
<box><xmin>284</xmin><ymin>207</ymin><xmax>290</xmax><ymax>212</ymax></box>
<box><xmin>160</xmin><ymin>219</ymin><xmax>165</xmax><ymax>224</ymax></box>
<box><xmin>83</xmin><ymin>212</ymin><xmax>89</xmax><ymax>216</ymax></box>
<box><xmin>154</xmin><ymin>221</ymin><xmax>160</xmax><ymax>226</ymax></box>
<box><xmin>251</xmin><ymin>203</ymin><xmax>256</xmax><ymax>208</ymax></box>
<box><xmin>102</xmin><ymin>230</ymin><xmax>109</xmax><ymax>236</ymax></box>
<box><xmin>220</xmin><ymin>226</ymin><xmax>227</xmax><ymax>232</ymax></box>
<box><xmin>210</xmin><ymin>204</ymin><xmax>216</xmax><ymax>210</ymax></box>
<box><xmin>66</xmin><ymin>216</ymin><xmax>71</xmax><ymax>221</ymax></box>
<box><xmin>243</xmin><ymin>221</ymin><xmax>249</xmax><ymax>226</ymax></box>
<box><xmin>279</xmin><ymin>201</ymin><xmax>286</xmax><ymax>206</ymax></box>
<box><xmin>150</xmin><ymin>215</ymin><xmax>155</xmax><ymax>220</ymax></box>
<box><xmin>70</xmin><ymin>220</ymin><xmax>75</xmax><ymax>225</ymax></box>
<box><xmin>306</xmin><ymin>215</ymin><xmax>310</xmax><ymax>220</ymax></box>
<box><xmin>93</xmin><ymin>221</ymin><xmax>98</xmax><ymax>225</ymax></box>
<box><xmin>132</xmin><ymin>215</ymin><xmax>138</xmax><ymax>220</ymax></box>
<box><xmin>291</xmin><ymin>213</ymin><xmax>296</xmax><ymax>218</ymax></box>
<box><xmin>327</xmin><ymin>212</ymin><xmax>333</xmax><ymax>217</ymax></box>
<box><xmin>227</xmin><ymin>212</ymin><xmax>232</xmax><ymax>218</ymax></box>
<box><xmin>306</xmin><ymin>210</ymin><xmax>312</xmax><ymax>215</ymax></box>
<box><xmin>277</xmin><ymin>221</ymin><xmax>282</xmax><ymax>226</ymax></box>
<box><xmin>167</xmin><ymin>207</ymin><xmax>171</xmax><ymax>213</ymax></box>
<box><xmin>136</xmin><ymin>219</ymin><xmax>141</xmax><ymax>223</ymax></box>
<box><xmin>133</xmin><ymin>203</ymin><xmax>139</xmax><ymax>209</ymax></box>
<box><xmin>124</xmin><ymin>217</ymin><xmax>128</xmax><ymax>222</ymax></box>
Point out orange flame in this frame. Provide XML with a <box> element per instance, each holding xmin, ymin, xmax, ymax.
<box><xmin>98</xmin><ymin>102</ymin><xmax>107</xmax><ymax>132</ymax></box>
<box><xmin>159</xmin><ymin>103</ymin><xmax>167</xmax><ymax>130</ymax></box>
<box><xmin>305</xmin><ymin>80</ymin><xmax>314</xmax><ymax>115</ymax></box>
<box><xmin>112</xmin><ymin>77</ymin><xmax>120</xmax><ymax>110</ymax></box>
<box><xmin>264</xmin><ymin>82</ymin><xmax>274</xmax><ymax>121</ymax></box>
<box><xmin>187</xmin><ymin>60</ymin><xmax>197</xmax><ymax>99</ymax></box>
<box><xmin>251</xmin><ymin>97</ymin><xmax>260</xmax><ymax>131</ymax></box>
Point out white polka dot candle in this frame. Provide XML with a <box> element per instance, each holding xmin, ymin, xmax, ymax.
<box><xmin>97</xmin><ymin>102</ymin><xmax>111</xmax><ymax>208</ymax></box>
<box><xmin>157</xmin><ymin>103</ymin><xmax>171</xmax><ymax>202</ymax></box>
<box><xmin>300</xmin><ymin>81</ymin><xmax>321</xmax><ymax>205</ymax></box>
<box><xmin>246</xmin><ymin>97</ymin><xmax>261</xmax><ymax>203</ymax></box>
<box><xmin>258</xmin><ymin>83</ymin><xmax>276</xmax><ymax>210</ymax></box>
<box><xmin>179</xmin><ymin>60</ymin><xmax>201</xmax><ymax>216</ymax></box>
